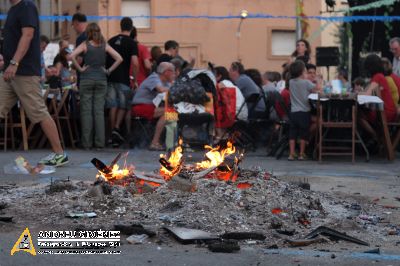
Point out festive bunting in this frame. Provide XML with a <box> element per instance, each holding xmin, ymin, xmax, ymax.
<box><xmin>336</xmin><ymin>0</ymin><xmax>397</xmax><ymax>13</ymax></box>
<box><xmin>296</xmin><ymin>0</ymin><xmax>310</xmax><ymax>39</ymax></box>
<box><xmin>0</xmin><ymin>14</ymin><xmax>398</xmax><ymax>22</ymax></box>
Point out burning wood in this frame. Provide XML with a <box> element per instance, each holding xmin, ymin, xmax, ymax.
<box><xmin>195</xmin><ymin>141</ymin><xmax>243</xmax><ymax>182</ymax></box>
<box><xmin>91</xmin><ymin>153</ymin><xmax>135</xmax><ymax>184</ymax></box>
<box><xmin>90</xmin><ymin>153</ymin><xmax>170</xmax><ymax>195</ymax></box>
<box><xmin>135</xmin><ymin>173</ymin><xmax>166</xmax><ymax>185</ymax></box>
<box><xmin>159</xmin><ymin>140</ymin><xmax>184</xmax><ymax>180</ymax></box>
<box><xmin>90</xmin><ymin>140</ymin><xmax>245</xmax><ymax>196</ymax></box>
<box><xmin>196</xmin><ymin>141</ymin><xmax>236</xmax><ymax>170</ymax></box>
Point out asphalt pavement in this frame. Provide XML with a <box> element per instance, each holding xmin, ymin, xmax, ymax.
<box><xmin>0</xmin><ymin>148</ymin><xmax>399</xmax><ymax>266</ymax></box>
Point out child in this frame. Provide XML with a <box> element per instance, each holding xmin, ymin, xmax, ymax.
<box><xmin>288</xmin><ymin>60</ymin><xmax>321</xmax><ymax>160</ymax></box>
<box><xmin>352</xmin><ymin>77</ymin><xmax>365</xmax><ymax>93</ymax></box>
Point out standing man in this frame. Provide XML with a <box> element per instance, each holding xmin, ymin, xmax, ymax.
<box><xmin>71</xmin><ymin>13</ymin><xmax>87</xmax><ymax>86</ymax></box>
<box><xmin>0</xmin><ymin>0</ymin><xmax>68</xmax><ymax>166</ymax></box>
<box><xmin>390</xmin><ymin>37</ymin><xmax>400</xmax><ymax>77</ymax></box>
<box><xmin>72</xmin><ymin>13</ymin><xmax>87</xmax><ymax>47</ymax></box>
<box><xmin>130</xmin><ymin>26</ymin><xmax>151</xmax><ymax>87</ymax></box>
<box><xmin>106</xmin><ymin>17</ymin><xmax>138</xmax><ymax>147</ymax></box>
<box><xmin>156</xmin><ymin>40</ymin><xmax>179</xmax><ymax>65</ymax></box>
<box><xmin>157</xmin><ymin>40</ymin><xmax>195</xmax><ymax>69</ymax></box>
<box><xmin>71</xmin><ymin>12</ymin><xmax>87</xmax><ymax>146</ymax></box>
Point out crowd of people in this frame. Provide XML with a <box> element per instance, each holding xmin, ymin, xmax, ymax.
<box><xmin>1</xmin><ymin>0</ymin><xmax>400</xmax><ymax>162</ymax></box>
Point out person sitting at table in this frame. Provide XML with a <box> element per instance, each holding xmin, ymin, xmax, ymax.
<box><xmin>229</xmin><ymin>62</ymin><xmax>266</xmax><ymax>119</ymax></box>
<box><xmin>131</xmin><ymin>62</ymin><xmax>175</xmax><ymax>151</ymax></box>
<box><xmin>352</xmin><ymin>77</ymin><xmax>365</xmax><ymax>93</ymax></box>
<box><xmin>359</xmin><ymin>54</ymin><xmax>398</xmax><ymax>148</ymax></box>
<box><xmin>53</xmin><ymin>47</ymin><xmax>74</xmax><ymax>88</ymax></box>
<box><xmin>275</xmin><ymin>71</ymin><xmax>291</xmax><ymax>121</ymax></box>
<box><xmin>361</xmin><ymin>54</ymin><xmax>397</xmax><ymax>121</ymax></box>
<box><xmin>214</xmin><ymin>66</ymin><xmax>248</xmax><ymax>142</ymax></box>
<box><xmin>53</xmin><ymin>39</ymin><xmax>70</xmax><ymax>66</ymax></box>
<box><xmin>382</xmin><ymin>57</ymin><xmax>400</xmax><ymax>114</ymax></box>
<box><xmin>306</xmin><ymin>64</ymin><xmax>317</xmax><ymax>84</ymax></box>
<box><xmin>262</xmin><ymin>71</ymin><xmax>280</xmax><ymax>93</ymax></box>
<box><xmin>288</xmin><ymin>60</ymin><xmax>321</xmax><ymax>161</ymax></box>
<box><xmin>337</xmin><ymin>69</ymin><xmax>351</xmax><ymax>92</ymax></box>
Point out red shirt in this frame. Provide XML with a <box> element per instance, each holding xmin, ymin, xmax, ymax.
<box><xmin>372</xmin><ymin>73</ymin><xmax>397</xmax><ymax>122</ymax></box>
<box><xmin>136</xmin><ymin>43</ymin><xmax>151</xmax><ymax>86</ymax></box>
<box><xmin>275</xmin><ymin>88</ymin><xmax>290</xmax><ymax>119</ymax></box>
<box><xmin>391</xmin><ymin>73</ymin><xmax>400</xmax><ymax>97</ymax></box>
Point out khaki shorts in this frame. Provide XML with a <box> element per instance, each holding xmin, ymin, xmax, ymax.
<box><xmin>0</xmin><ymin>75</ymin><xmax>50</xmax><ymax>124</ymax></box>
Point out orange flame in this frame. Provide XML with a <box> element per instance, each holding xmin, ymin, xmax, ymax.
<box><xmin>160</xmin><ymin>140</ymin><xmax>183</xmax><ymax>180</ymax></box>
<box><xmin>196</xmin><ymin>141</ymin><xmax>236</xmax><ymax>169</ymax></box>
<box><xmin>96</xmin><ymin>164</ymin><xmax>135</xmax><ymax>182</ymax></box>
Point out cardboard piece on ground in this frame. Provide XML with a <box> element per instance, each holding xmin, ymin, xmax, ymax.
<box><xmin>164</xmin><ymin>226</ymin><xmax>219</xmax><ymax>244</ymax></box>
<box><xmin>66</xmin><ymin>211</ymin><xmax>97</xmax><ymax>218</ymax></box>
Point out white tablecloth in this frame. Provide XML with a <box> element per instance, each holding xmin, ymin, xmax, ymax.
<box><xmin>308</xmin><ymin>93</ymin><xmax>384</xmax><ymax>110</ymax></box>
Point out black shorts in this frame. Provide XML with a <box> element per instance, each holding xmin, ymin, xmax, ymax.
<box><xmin>289</xmin><ymin>111</ymin><xmax>311</xmax><ymax>140</ymax></box>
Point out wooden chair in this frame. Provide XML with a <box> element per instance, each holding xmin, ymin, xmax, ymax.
<box><xmin>0</xmin><ymin>114</ymin><xmax>9</xmax><ymax>151</ymax></box>
<box><xmin>26</xmin><ymin>88</ymin><xmax>77</xmax><ymax>149</ymax></box>
<box><xmin>317</xmin><ymin>94</ymin><xmax>357</xmax><ymax>163</ymax></box>
<box><xmin>1</xmin><ymin>106</ymin><xmax>28</xmax><ymax>151</ymax></box>
<box><xmin>388</xmin><ymin>118</ymin><xmax>400</xmax><ymax>154</ymax></box>
<box><xmin>38</xmin><ymin>88</ymin><xmax>76</xmax><ymax>149</ymax></box>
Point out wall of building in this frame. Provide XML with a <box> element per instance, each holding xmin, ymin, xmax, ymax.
<box><xmin>320</xmin><ymin>0</ymin><xmax>349</xmax><ymax>80</ymax></box>
<box><xmin>100</xmin><ymin>0</ymin><xmax>322</xmax><ymax>73</ymax></box>
<box><xmin>1</xmin><ymin>0</ymin><xmax>323</xmax><ymax>73</ymax></box>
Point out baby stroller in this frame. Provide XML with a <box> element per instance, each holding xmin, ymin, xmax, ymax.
<box><xmin>168</xmin><ymin>69</ymin><xmax>217</xmax><ymax>148</ymax></box>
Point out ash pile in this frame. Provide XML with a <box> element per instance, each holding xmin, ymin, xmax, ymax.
<box><xmin>0</xmin><ymin>144</ymin><xmax>399</xmax><ymax>252</ymax></box>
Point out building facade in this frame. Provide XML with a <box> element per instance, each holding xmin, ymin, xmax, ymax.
<box><xmin>1</xmin><ymin>0</ymin><xmax>324</xmax><ymax>73</ymax></box>
<box><xmin>97</xmin><ymin>0</ymin><xmax>323</xmax><ymax>72</ymax></box>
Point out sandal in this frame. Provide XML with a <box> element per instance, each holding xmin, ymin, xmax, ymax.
<box><xmin>298</xmin><ymin>154</ymin><xmax>308</xmax><ymax>161</ymax></box>
<box><xmin>288</xmin><ymin>153</ymin><xmax>297</xmax><ymax>161</ymax></box>
<box><xmin>149</xmin><ymin>143</ymin><xmax>164</xmax><ymax>151</ymax></box>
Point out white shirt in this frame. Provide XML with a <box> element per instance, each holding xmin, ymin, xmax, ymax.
<box><xmin>393</xmin><ymin>56</ymin><xmax>400</xmax><ymax>77</ymax></box>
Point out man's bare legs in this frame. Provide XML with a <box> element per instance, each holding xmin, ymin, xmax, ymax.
<box><xmin>114</xmin><ymin>108</ymin><xmax>128</xmax><ymax>130</ymax></box>
<box><xmin>40</xmin><ymin>116</ymin><xmax>64</xmax><ymax>154</ymax></box>
<box><xmin>299</xmin><ymin>139</ymin><xmax>306</xmax><ymax>156</ymax></box>
<box><xmin>109</xmin><ymin>107</ymin><xmax>117</xmax><ymax>130</ymax></box>
<box><xmin>289</xmin><ymin>139</ymin><xmax>296</xmax><ymax>158</ymax></box>
<box><xmin>151</xmin><ymin>107</ymin><xmax>165</xmax><ymax>146</ymax></box>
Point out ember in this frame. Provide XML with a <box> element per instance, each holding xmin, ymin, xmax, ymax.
<box><xmin>236</xmin><ymin>182</ymin><xmax>252</xmax><ymax>190</ymax></box>
<box><xmin>271</xmin><ymin>208</ymin><xmax>284</xmax><ymax>215</ymax></box>
<box><xmin>213</xmin><ymin>169</ymin><xmax>238</xmax><ymax>182</ymax></box>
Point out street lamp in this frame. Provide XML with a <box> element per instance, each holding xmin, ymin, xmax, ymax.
<box><xmin>236</xmin><ymin>10</ymin><xmax>248</xmax><ymax>61</ymax></box>
<box><xmin>236</xmin><ymin>10</ymin><xmax>248</xmax><ymax>37</ymax></box>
